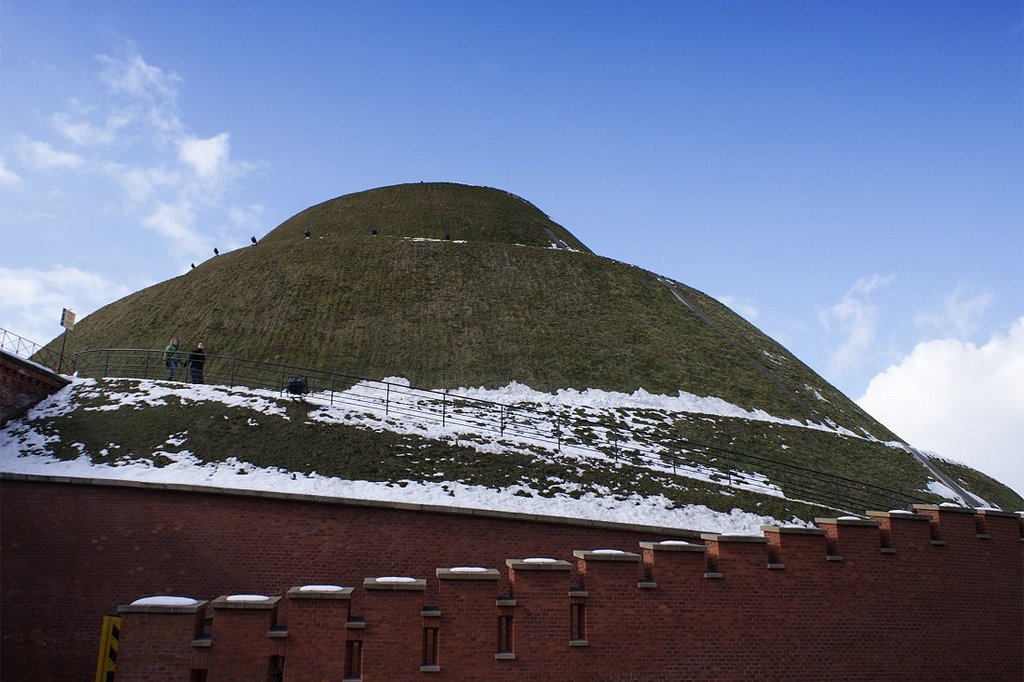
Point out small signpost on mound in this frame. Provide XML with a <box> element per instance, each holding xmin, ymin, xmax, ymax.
<box><xmin>58</xmin><ymin>308</ymin><xmax>75</xmax><ymax>373</ymax></box>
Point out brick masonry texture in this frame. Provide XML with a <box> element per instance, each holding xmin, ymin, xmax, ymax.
<box><xmin>1</xmin><ymin>477</ymin><xmax>1021</xmax><ymax>681</ymax></box>
<box><xmin>0</xmin><ymin>352</ymin><xmax>68</xmax><ymax>425</ymax></box>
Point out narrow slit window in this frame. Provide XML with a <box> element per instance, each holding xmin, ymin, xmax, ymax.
<box><xmin>497</xmin><ymin>615</ymin><xmax>513</xmax><ymax>654</ymax></box>
<box><xmin>571</xmin><ymin>603</ymin><xmax>586</xmax><ymax>641</ymax></box>
<box><xmin>345</xmin><ymin>640</ymin><xmax>363</xmax><ymax>679</ymax></box>
<box><xmin>423</xmin><ymin>627</ymin><xmax>439</xmax><ymax>666</ymax></box>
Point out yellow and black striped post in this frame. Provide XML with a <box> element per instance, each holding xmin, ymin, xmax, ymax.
<box><xmin>94</xmin><ymin>615</ymin><xmax>121</xmax><ymax>682</ymax></box>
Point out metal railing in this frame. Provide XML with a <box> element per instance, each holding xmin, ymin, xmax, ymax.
<box><xmin>1</xmin><ymin>328</ymin><xmax>65</xmax><ymax>371</ymax></box>
<box><xmin>71</xmin><ymin>347</ymin><xmax>929</xmax><ymax>514</ymax></box>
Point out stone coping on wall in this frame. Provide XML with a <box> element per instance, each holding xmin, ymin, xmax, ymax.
<box><xmin>700</xmin><ymin>533</ymin><xmax>769</xmax><ymax>543</ymax></box>
<box><xmin>866</xmin><ymin>511</ymin><xmax>933</xmax><ymax>521</ymax></box>
<box><xmin>436</xmin><ymin>567</ymin><xmax>502</xmax><ymax>580</ymax></box>
<box><xmin>286</xmin><ymin>585</ymin><xmax>354</xmax><ymax>600</ymax></box>
<box><xmin>119</xmin><ymin>598</ymin><xmax>209</xmax><ymax>614</ymax></box>
<box><xmin>760</xmin><ymin>525</ymin><xmax>828</xmax><ymax>535</ymax></box>
<box><xmin>210</xmin><ymin>595</ymin><xmax>281</xmax><ymax>610</ymax></box>
<box><xmin>913</xmin><ymin>503</ymin><xmax>977</xmax><ymax>515</ymax></box>
<box><xmin>815</xmin><ymin>517</ymin><xmax>882</xmax><ymax>527</ymax></box>
<box><xmin>506</xmin><ymin>558</ymin><xmax>573</xmax><ymax>571</ymax></box>
<box><xmin>0</xmin><ymin>472</ymin><xmax>704</xmax><ymax>539</ymax></box>
<box><xmin>638</xmin><ymin>540</ymin><xmax>707</xmax><ymax>552</ymax></box>
<box><xmin>572</xmin><ymin>549</ymin><xmax>641</xmax><ymax>562</ymax></box>
<box><xmin>363</xmin><ymin>577</ymin><xmax>428</xmax><ymax>591</ymax></box>
<box><xmin>976</xmin><ymin>508</ymin><xmax>1021</xmax><ymax>519</ymax></box>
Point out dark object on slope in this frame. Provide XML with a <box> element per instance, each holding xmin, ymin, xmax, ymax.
<box><xmin>286</xmin><ymin>376</ymin><xmax>308</xmax><ymax>396</ymax></box>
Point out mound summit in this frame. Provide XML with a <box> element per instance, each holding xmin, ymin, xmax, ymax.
<box><xmin>56</xmin><ymin>182</ymin><xmax>884</xmax><ymax>435</ymax></box>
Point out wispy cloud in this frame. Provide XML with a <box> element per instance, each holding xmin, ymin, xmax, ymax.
<box><xmin>94</xmin><ymin>48</ymin><xmax>185</xmax><ymax>143</ymax></box>
<box><xmin>16</xmin><ymin>139</ymin><xmax>85</xmax><ymax>170</ymax></box>
<box><xmin>0</xmin><ymin>159</ymin><xmax>23</xmax><ymax>187</ymax></box>
<box><xmin>178</xmin><ymin>133</ymin><xmax>230</xmax><ymax>180</ymax></box>
<box><xmin>1</xmin><ymin>42</ymin><xmax>268</xmax><ymax>340</ymax></box>
<box><xmin>0</xmin><ymin>266</ymin><xmax>132</xmax><ymax>345</ymax></box>
<box><xmin>718</xmin><ymin>294</ymin><xmax>759</xmax><ymax>322</ymax></box>
<box><xmin>143</xmin><ymin>200</ymin><xmax>203</xmax><ymax>250</ymax></box>
<box><xmin>913</xmin><ymin>284</ymin><xmax>994</xmax><ymax>338</ymax></box>
<box><xmin>819</xmin><ymin>274</ymin><xmax>895</xmax><ymax>378</ymax></box>
<box><xmin>6</xmin><ymin>43</ymin><xmax>264</xmax><ymax>263</ymax></box>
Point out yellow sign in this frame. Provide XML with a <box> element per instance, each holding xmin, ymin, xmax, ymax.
<box><xmin>94</xmin><ymin>615</ymin><xmax>121</xmax><ymax>682</ymax></box>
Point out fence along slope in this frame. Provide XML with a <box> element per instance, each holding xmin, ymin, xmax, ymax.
<box><xmin>71</xmin><ymin>347</ymin><xmax>930</xmax><ymax>514</ymax></box>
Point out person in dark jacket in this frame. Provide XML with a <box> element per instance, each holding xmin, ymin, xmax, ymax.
<box><xmin>163</xmin><ymin>338</ymin><xmax>179</xmax><ymax>380</ymax></box>
<box><xmin>187</xmin><ymin>342</ymin><xmax>205</xmax><ymax>384</ymax></box>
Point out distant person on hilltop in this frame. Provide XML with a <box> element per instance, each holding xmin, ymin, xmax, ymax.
<box><xmin>163</xmin><ymin>338</ymin><xmax>180</xmax><ymax>380</ymax></box>
<box><xmin>187</xmin><ymin>342</ymin><xmax>206</xmax><ymax>384</ymax></box>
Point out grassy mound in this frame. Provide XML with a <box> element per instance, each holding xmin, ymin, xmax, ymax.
<box><xmin>33</xmin><ymin>181</ymin><xmax>1023</xmax><ymax>510</ymax></box>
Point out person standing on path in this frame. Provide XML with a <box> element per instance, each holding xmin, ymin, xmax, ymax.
<box><xmin>163</xmin><ymin>338</ymin><xmax>180</xmax><ymax>380</ymax></box>
<box><xmin>188</xmin><ymin>342</ymin><xmax>206</xmax><ymax>384</ymax></box>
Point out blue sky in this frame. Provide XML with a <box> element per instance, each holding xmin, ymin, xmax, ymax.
<box><xmin>1</xmin><ymin>1</ymin><xmax>1021</xmax><ymax>494</ymax></box>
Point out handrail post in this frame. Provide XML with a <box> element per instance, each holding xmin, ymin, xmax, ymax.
<box><xmin>442</xmin><ymin>391</ymin><xmax>447</xmax><ymax>427</ymax></box>
<box><xmin>499</xmin><ymin>405</ymin><xmax>505</xmax><ymax>436</ymax></box>
<box><xmin>230</xmin><ymin>358</ymin><xmax>236</xmax><ymax>388</ymax></box>
<box><xmin>104</xmin><ymin>350</ymin><xmax>110</xmax><ymax>377</ymax></box>
<box><xmin>143</xmin><ymin>351</ymin><xmax>150</xmax><ymax>380</ymax></box>
<box><xmin>386</xmin><ymin>383</ymin><xmax>390</xmax><ymax>415</ymax></box>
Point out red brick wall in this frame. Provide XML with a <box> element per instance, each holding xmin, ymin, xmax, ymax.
<box><xmin>0</xmin><ymin>352</ymin><xmax>68</xmax><ymax>425</ymax></box>
<box><xmin>1</xmin><ymin>477</ymin><xmax>1021</xmax><ymax>681</ymax></box>
<box><xmin>0</xmin><ymin>476</ymin><xmax>695</xmax><ymax>681</ymax></box>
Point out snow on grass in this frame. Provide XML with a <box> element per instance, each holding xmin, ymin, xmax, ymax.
<box><xmin>79</xmin><ymin>379</ymin><xmax>290</xmax><ymax>417</ymax></box>
<box><xmin>1</xmin><ymin>377</ymin><xmax>838</xmax><ymax>534</ymax></box>
<box><xmin>0</xmin><ymin>447</ymin><xmax>790</xmax><ymax>534</ymax></box>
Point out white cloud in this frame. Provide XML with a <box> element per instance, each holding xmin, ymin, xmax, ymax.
<box><xmin>819</xmin><ymin>274</ymin><xmax>895</xmax><ymax>378</ymax></box>
<box><xmin>0</xmin><ymin>159</ymin><xmax>24</xmax><ymax>186</ymax></box>
<box><xmin>4</xmin><ymin>45</ymin><xmax>263</xmax><ymax>265</ymax></box>
<box><xmin>16</xmin><ymin>139</ymin><xmax>85</xmax><ymax>170</ymax></box>
<box><xmin>103</xmin><ymin>162</ymin><xmax>181</xmax><ymax>204</ymax></box>
<box><xmin>95</xmin><ymin>49</ymin><xmax>184</xmax><ymax>140</ymax></box>
<box><xmin>178</xmin><ymin>133</ymin><xmax>230</xmax><ymax>180</ymax></box>
<box><xmin>51</xmin><ymin>99</ymin><xmax>117</xmax><ymax>146</ymax></box>
<box><xmin>228</xmin><ymin>203</ymin><xmax>265</xmax><ymax>229</ymax></box>
<box><xmin>142</xmin><ymin>200</ymin><xmax>207</xmax><ymax>255</ymax></box>
<box><xmin>913</xmin><ymin>285</ymin><xmax>994</xmax><ymax>337</ymax></box>
<box><xmin>0</xmin><ymin>266</ymin><xmax>132</xmax><ymax>345</ymax></box>
<box><xmin>718</xmin><ymin>294</ymin><xmax>759</xmax><ymax>322</ymax></box>
<box><xmin>858</xmin><ymin>317</ymin><xmax>1024</xmax><ymax>497</ymax></box>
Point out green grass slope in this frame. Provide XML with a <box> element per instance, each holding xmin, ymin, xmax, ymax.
<box><xmin>29</xmin><ymin>181</ymin><xmax>1022</xmax><ymax>514</ymax></box>
<box><xmin>9</xmin><ymin>379</ymin><xmax>1021</xmax><ymax>514</ymax></box>
<box><xmin>47</xmin><ymin>182</ymin><xmax>896</xmax><ymax>439</ymax></box>
<box><xmin>54</xmin><ymin>232</ymin><xmax>888</xmax><ymax>438</ymax></box>
<box><xmin>266</xmin><ymin>182</ymin><xmax>591</xmax><ymax>251</ymax></box>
